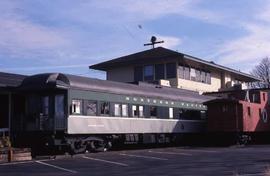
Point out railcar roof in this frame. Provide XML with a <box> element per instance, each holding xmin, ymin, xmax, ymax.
<box><xmin>0</xmin><ymin>72</ymin><xmax>27</xmax><ymax>87</ymax></box>
<box><xmin>21</xmin><ymin>73</ymin><xmax>215</xmax><ymax>103</ymax></box>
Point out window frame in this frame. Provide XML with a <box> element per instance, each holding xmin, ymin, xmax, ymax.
<box><xmin>150</xmin><ymin>106</ymin><xmax>157</xmax><ymax>118</ymax></box>
<box><xmin>121</xmin><ymin>104</ymin><xmax>128</xmax><ymax>117</ymax></box>
<box><xmin>71</xmin><ymin>99</ymin><xmax>82</xmax><ymax>115</ymax></box>
<box><xmin>84</xmin><ymin>100</ymin><xmax>97</xmax><ymax>116</ymax></box>
<box><xmin>144</xmin><ymin>65</ymin><xmax>154</xmax><ymax>81</ymax></box>
<box><xmin>100</xmin><ymin>101</ymin><xmax>110</xmax><ymax>116</ymax></box>
<box><xmin>113</xmin><ymin>103</ymin><xmax>121</xmax><ymax>117</ymax></box>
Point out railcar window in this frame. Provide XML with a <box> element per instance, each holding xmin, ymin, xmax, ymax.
<box><xmin>86</xmin><ymin>101</ymin><xmax>97</xmax><ymax>116</ymax></box>
<box><xmin>27</xmin><ymin>95</ymin><xmax>40</xmax><ymax>122</ymax></box>
<box><xmin>122</xmin><ymin>104</ymin><xmax>128</xmax><ymax>117</ymax></box>
<box><xmin>200</xmin><ymin>111</ymin><xmax>206</xmax><ymax>119</ymax></box>
<box><xmin>150</xmin><ymin>106</ymin><xmax>157</xmax><ymax>118</ymax></box>
<box><xmin>55</xmin><ymin>95</ymin><xmax>64</xmax><ymax>118</ymax></box>
<box><xmin>71</xmin><ymin>100</ymin><xmax>82</xmax><ymax>114</ymax></box>
<box><xmin>114</xmin><ymin>104</ymin><xmax>121</xmax><ymax>116</ymax></box>
<box><xmin>169</xmin><ymin>107</ymin><xmax>174</xmax><ymax>119</ymax></box>
<box><xmin>139</xmin><ymin>105</ymin><xmax>144</xmax><ymax>117</ymax></box>
<box><xmin>100</xmin><ymin>102</ymin><xmax>110</xmax><ymax>115</ymax></box>
<box><xmin>132</xmin><ymin>105</ymin><xmax>138</xmax><ymax>117</ymax></box>
<box><xmin>178</xmin><ymin>109</ymin><xmax>201</xmax><ymax>120</ymax></box>
<box><xmin>222</xmin><ymin>105</ymin><xmax>228</xmax><ymax>112</ymax></box>
<box><xmin>41</xmin><ymin>96</ymin><xmax>49</xmax><ymax>116</ymax></box>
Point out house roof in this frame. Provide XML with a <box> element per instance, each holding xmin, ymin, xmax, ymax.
<box><xmin>89</xmin><ymin>47</ymin><xmax>260</xmax><ymax>82</ymax></box>
<box><xmin>0</xmin><ymin>72</ymin><xmax>27</xmax><ymax>88</ymax></box>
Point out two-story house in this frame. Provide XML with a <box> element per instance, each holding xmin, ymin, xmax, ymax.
<box><xmin>89</xmin><ymin>47</ymin><xmax>259</xmax><ymax>93</ymax></box>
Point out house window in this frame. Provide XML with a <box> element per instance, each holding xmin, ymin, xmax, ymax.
<box><xmin>190</xmin><ymin>68</ymin><xmax>196</xmax><ymax>81</ymax></box>
<box><xmin>166</xmin><ymin>63</ymin><xmax>176</xmax><ymax>79</ymax></box>
<box><xmin>134</xmin><ymin>66</ymin><xmax>143</xmax><ymax>82</ymax></box>
<box><xmin>132</xmin><ymin>105</ymin><xmax>138</xmax><ymax>117</ymax></box>
<box><xmin>178</xmin><ymin>65</ymin><xmax>185</xmax><ymax>79</ymax></box>
<box><xmin>155</xmin><ymin>64</ymin><xmax>165</xmax><ymax>80</ymax></box>
<box><xmin>150</xmin><ymin>106</ymin><xmax>157</xmax><ymax>118</ymax></box>
<box><xmin>122</xmin><ymin>104</ymin><xmax>128</xmax><ymax>117</ymax></box>
<box><xmin>206</xmin><ymin>72</ymin><xmax>211</xmax><ymax>84</ymax></box>
<box><xmin>100</xmin><ymin>102</ymin><xmax>110</xmax><ymax>115</ymax></box>
<box><xmin>184</xmin><ymin>66</ymin><xmax>190</xmax><ymax>80</ymax></box>
<box><xmin>195</xmin><ymin>69</ymin><xmax>201</xmax><ymax>82</ymax></box>
<box><xmin>144</xmin><ymin>65</ymin><xmax>154</xmax><ymax>81</ymax></box>
<box><xmin>114</xmin><ymin>104</ymin><xmax>121</xmax><ymax>116</ymax></box>
<box><xmin>169</xmin><ymin>107</ymin><xmax>174</xmax><ymax>119</ymax></box>
<box><xmin>85</xmin><ymin>100</ymin><xmax>97</xmax><ymax>116</ymax></box>
<box><xmin>139</xmin><ymin>105</ymin><xmax>144</xmax><ymax>117</ymax></box>
<box><xmin>201</xmin><ymin>71</ymin><xmax>206</xmax><ymax>83</ymax></box>
<box><xmin>72</xmin><ymin>99</ymin><xmax>82</xmax><ymax>114</ymax></box>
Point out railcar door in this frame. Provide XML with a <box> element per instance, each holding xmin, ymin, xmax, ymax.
<box><xmin>54</xmin><ymin>94</ymin><xmax>66</xmax><ymax>130</ymax></box>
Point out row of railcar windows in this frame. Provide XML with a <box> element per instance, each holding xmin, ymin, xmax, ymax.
<box><xmin>71</xmin><ymin>99</ymin><xmax>206</xmax><ymax>120</ymax></box>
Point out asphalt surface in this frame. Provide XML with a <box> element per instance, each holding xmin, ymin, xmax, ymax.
<box><xmin>1</xmin><ymin>145</ymin><xmax>270</xmax><ymax>176</ymax></box>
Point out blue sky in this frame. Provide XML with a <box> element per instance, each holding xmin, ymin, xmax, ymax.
<box><xmin>0</xmin><ymin>0</ymin><xmax>270</xmax><ymax>79</ymax></box>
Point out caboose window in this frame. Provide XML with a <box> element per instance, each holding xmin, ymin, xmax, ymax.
<box><xmin>100</xmin><ymin>102</ymin><xmax>110</xmax><ymax>115</ymax></box>
<box><xmin>72</xmin><ymin>100</ymin><xmax>82</xmax><ymax>114</ymax></box>
<box><xmin>248</xmin><ymin>107</ymin><xmax>251</xmax><ymax>116</ymax></box>
<box><xmin>122</xmin><ymin>104</ymin><xmax>128</xmax><ymax>117</ymax></box>
<box><xmin>114</xmin><ymin>104</ymin><xmax>121</xmax><ymax>116</ymax></box>
<box><xmin>86</xmin><ymin>101</ymin><xmax>97</xmax><ymax>116</ymax></box>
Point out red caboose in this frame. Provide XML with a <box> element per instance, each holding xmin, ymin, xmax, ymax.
<box><xmin>205</xmin><ymin>90</ymin><xmax>270</xmax><ymax>144</ymax></box>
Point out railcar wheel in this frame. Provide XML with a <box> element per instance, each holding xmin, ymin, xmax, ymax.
<box><xmin>237</xmin><ymin>134</ymin><xmax>251</xmax><ymax>145</ymax></box>
<box><xmin>69</xmin><ymin>140</ymin><xmax>87</xmax><ymax>154</ymax></box>
<box><xmin>87</xmin><ymin>140</ymin><xmax>112</xmax><ymax>152</ymax></box>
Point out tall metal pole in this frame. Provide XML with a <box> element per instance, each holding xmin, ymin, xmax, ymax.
<box><xmin>8</xmin><ymin>93</ymin><xmax>11</xmax><ymax>138</ymax></box>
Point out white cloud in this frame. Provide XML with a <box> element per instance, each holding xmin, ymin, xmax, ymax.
<box><xmin>214</xmin><ymin>23</ymin><xmax>270</xmax><ymax>65</ymax></box>
<box><xmin>69</xmin><ymin>0</ymin><xmax>224</xmax><ymax>25</ymax></box>
<box><xmin>209</xmin><ymin>2</ymin><xmax>270</xmax><ymax>72</ymax></box>
<box><xmin>154</xmin><ymin>35</ymin><xmax>182</xmax><ymax>49</ymax></box>
<box><xmin>0</xmin><ymin>0</ymin><xmax>71</xmax><ymax>60</ymax></box>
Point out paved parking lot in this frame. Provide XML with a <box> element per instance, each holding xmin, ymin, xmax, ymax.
<box><xmin>1</xmin><ymin>146</ymin><xmax>270</xmax><ymax>176</ymax></box>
